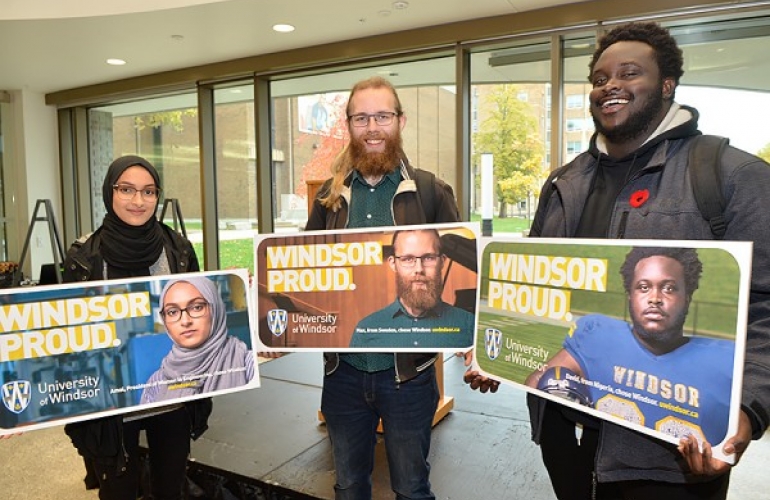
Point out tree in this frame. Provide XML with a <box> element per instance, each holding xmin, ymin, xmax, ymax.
<box><xmin>473</xmin><ymin>85</ymin><xmax>544</xmax><ymax>218</ymax></box>
<box><xmin>134</xmin><ymin>110</ymin><xmax>197</xmax><ymax>133</ymax></box>
<box><xmin>758</xmin><ymin>142</ymin><xmax>770</xmax><ymax>164</ymax></box>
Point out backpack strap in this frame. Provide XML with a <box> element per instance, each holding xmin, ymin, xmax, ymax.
<box><xmin>412</xmin><ymin>168</ymin><xmax>436</xmax><ymax>223</ymax></box>
<box><xmin>689</xmin><ymin>134</ymin><xmax>729</xmax><ymax>239</ymax></box>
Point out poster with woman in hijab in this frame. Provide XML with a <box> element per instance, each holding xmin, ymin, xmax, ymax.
<box><xmin>0</xmin><ymin>270</ymin><xmax>259</xmax><ymax>435</ymax></box>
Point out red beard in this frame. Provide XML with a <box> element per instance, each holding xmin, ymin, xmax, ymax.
<box><xmin>349</xmin><ymin>130</ymin><xmax>403</xmax><ymax>177</ymax></box>
<box><xmin>396</xmin><ymin>274</ymin><xmax>443</xmax><ymax>314</ymax></box>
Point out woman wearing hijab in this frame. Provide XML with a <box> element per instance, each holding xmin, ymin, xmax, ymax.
<box><xmin>62</xmin><ymin>155</ymin><xmax>211</xmax><ymax>500</ymax></box>
<box><xmin>140</xmin><ymin>276</ymin><xmax>254</xmax><ymax>404</ymax></box>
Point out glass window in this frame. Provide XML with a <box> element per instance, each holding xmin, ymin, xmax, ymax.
<box><xmin>0</xmin><ymin>100</ymin><xmax>7</xmax><ymax>261</ymax></box>
<box><xmin>566</xmin><ymin>118</ymin><xmax>589</xmax><ymax>132</ymax></box>
<box><xmin>89</xmin><ymin>92</ymin><xmax>202</xmax><ymax>259</ymax></box>
<box><xmin>566</xmin><ymin>94</ymin><xmax>585</xmax><ymax>109</ymax></box>
<box><xmin>213</xmin><ymin>83</ymin><xmax>257</xmax><ymax>272</ymax></box>
<box><xmin>470</xmin><ymin>39</ymin><xmax>551</xmax><ymax>235</ymax></box>
<box><xmin>670</xmin><ymin>18</ymin><xmax>770</xmax><ymax>158</ymax></box>
<box><xmin>567</xmin><ymin>140</ymin><xmax>583</xmax><ymax>156</ymax></box>
<box><xmin>270</xmin><ymin>56</ymin><xmax>457</xmax><ymax>233</ymax></box>
<box><xmin>562</xmin><ymin>34</ymin><xmax>596</xmax><ymax>166</ymax></box>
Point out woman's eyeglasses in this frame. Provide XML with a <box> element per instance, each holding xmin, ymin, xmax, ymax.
<box><xmin>113</xmin><ymin>184</ymin><xmax>161</xmax><ymax>200</ymax></box>
<box><xmin>160</xmin><ymin>301</ymin><xmax>209</xmax><ymax>322</ymax></box>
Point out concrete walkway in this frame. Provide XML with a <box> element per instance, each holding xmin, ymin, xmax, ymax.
<box><xmin>3</xmin><ymin>354</ymin><xmax>769</xmax><ymax>499</ymax></box>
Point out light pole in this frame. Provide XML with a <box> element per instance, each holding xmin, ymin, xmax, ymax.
<box><xmin>481</xmin><ymin>153</ymin><xmax>494</xmax><ymax>237</ymax></box>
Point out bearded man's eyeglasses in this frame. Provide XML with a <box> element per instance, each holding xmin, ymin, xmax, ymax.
<box><xmin>348</xmin><ymin>112</ymin><xmax>399</xmax><ymax>128</ymax></box>
<box><xmin>393</xmin><ymin>254</ymin><xmax>440</xmax><ymax>268</ymax></box>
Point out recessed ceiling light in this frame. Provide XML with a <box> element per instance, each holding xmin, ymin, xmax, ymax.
<box><xmin>393</xmin><ymin>1</ymin><xmax>409</xmax><ymax>10</ymax></box>
<box><xmin>272</xmin><ymin>24</ymin><xmax>295</xmax><ymax>33</ymax></box>
<box><xmin>378</xmin><ymin>10</ymin><xmax>391</xmax><ymax>17</ymax></box>
<box><xmin>106</xmin><ymin>58</ymin><xmax>126</xmax><ymax>66</ymax></box>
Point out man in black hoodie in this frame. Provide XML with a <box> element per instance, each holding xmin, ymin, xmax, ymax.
<box><xmin>465</xmin><ymin>21</ymin><xmax>770</xmax><ymax>500</ymax></box>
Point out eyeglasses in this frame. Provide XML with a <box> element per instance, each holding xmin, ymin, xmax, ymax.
<box><xmin>348</xmin><ymin>112</ymin><xmax>399</xmax><ymax>128</ymax></box>
<box><xmin>160</xmin><ymin>301</ymin><xmax>209</xmax><ymax>323</ymax></box>
<box><xmin>393</xmin><ymin>254</ymin><xmax>441</xmax><ymax>268</ymax></box>
<box><xmin>113</xmin><ymin>184</ymin><xmax>161</xmax><ymax>200</ymax></box>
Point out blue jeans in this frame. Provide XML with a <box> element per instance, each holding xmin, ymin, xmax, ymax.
<box><xmin>321</xmin><ymin>360</ymin><xmax>439</xmax><ymax>500</ymax></box>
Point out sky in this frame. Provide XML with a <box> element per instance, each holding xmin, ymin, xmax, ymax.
<box><xmin>677</xmin><ymin>86</ymin><xmax>770</xmax><ymax>156</ymax></box>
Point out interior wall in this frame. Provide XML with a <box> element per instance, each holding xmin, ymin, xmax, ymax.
<box><xmin>8</xmin><ymin>89</ymin><xmax>61</xmax><ymax>280</ymax></box>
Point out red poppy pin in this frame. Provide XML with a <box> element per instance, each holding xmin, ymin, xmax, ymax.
<box><xmin>629</xmin><ymin>189</ymin><xmax>649</xmax><ymax>208</ymax></box>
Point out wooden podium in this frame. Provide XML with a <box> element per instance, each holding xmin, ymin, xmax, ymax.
<box><xmin>306</xmin><ymin>180</ymin><xmax>454</xmax><ymax>430</ymax></box>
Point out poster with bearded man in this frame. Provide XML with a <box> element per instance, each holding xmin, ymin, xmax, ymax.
<box><xmin>254</xmin><ymin>222</ymin><xmax>479</xmax><ymax>352</ymax></box>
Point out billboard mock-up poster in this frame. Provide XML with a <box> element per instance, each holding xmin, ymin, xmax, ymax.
<box><xmin>472</xmin><ymin>237</ymin><xmax>751</xmax><ymax>463</ymax></box>
<box><xmin>255</xmin><ymin>223</ymin><xmax>480</xmax><ymax>352</ymax></box>
<box><xmin>0</xmin><ymin>270</ymin><xmax>259</xmax><ymax>435</ymax></box>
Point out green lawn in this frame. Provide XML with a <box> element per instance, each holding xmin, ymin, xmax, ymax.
<box><xmin>475</xmin><ymin>311</ymin><xmax>566</xmax><ymax>383</ymax></box>
<box><xmin>192</xmin><ymin>238</ymin><xmax>255</xmax><ymax>274</ymax></box>
<box><xmin>469</xmin><ymin>214</ymin><xmax>532</xmax><ymax>234</ymax></box>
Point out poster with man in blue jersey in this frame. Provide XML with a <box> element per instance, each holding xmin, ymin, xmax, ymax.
<box><xmin>472</xmin><ymin>238</ymin><xmax>750</xmax><ymax>464</ymax></box>
<box><xmin>0</xmin><ymin>270</ymin><xmax>259</xmax><ymax>435</ymax></box>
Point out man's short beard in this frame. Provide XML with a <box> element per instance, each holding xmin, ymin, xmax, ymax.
<box><xmin>629</xmin><ymin>302</ymin><xmax>689</xmax><ymax>352</ymax></box>
<box><xmin>593</xmin><ymin>83</ymin><xmax>665</xmax><ymax>145</ymax></box>
<box><xmin>350</xmin><ymin>131</ymin><xmax>403</xmax><ymax>178</ymax></box>
<box><xmin>397</xmin><ymin>274</ymin><xmax>443</xmax><ymax>315</ymax></box>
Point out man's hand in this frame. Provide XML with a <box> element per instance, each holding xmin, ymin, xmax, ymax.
<box><xmin>460</xmin><ymin>350</ymin><xmax>500</xmax><ymax>394</ymax></box>
<box><xmin>678</xmin><ymin>410</ymin><xmax>752</xmax><ymax>476</ymax></box>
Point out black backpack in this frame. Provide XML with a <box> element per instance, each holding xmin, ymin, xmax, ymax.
<box><xmin>532</xmin><ymin>135</ymin><xmax>730</xmax><ymax>239</ymax></box>
<box><xmin>689</xmin><ymin>134</ymin><xmax>730</xmax><ymax>240</ymax></box>
<box><xmin>413</xmin><ymin>168</ymin><xmax>440</xmax><ymax>223</ymax></box>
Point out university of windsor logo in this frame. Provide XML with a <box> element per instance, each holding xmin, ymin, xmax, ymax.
<box><xmin>2</xmin><ymin>380</ymin><xmax>32</xmax><ymax>414</ymax></box>
<box><xmin>267</xmin><ymin>309</ymin><xmax>288</xmax><ymax>337</ymax></box>
<box><xmin>485</xmin><ymin>328</ymin><xmax>502</xmax><ymax>360</ymax></box>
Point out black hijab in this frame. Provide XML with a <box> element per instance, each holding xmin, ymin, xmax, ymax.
<box><xmin>99</xmin><ymin>155</ymin><xmax>165</xmax><ymax>278</ymax></box>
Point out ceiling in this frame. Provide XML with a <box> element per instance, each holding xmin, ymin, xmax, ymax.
<box><xmin>0</xmin><ymin>0</ymin><xmax>588</xmax><ymax>95</ymax></box>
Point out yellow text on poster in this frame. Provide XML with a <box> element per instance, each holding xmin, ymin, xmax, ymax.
<box><xmin>487</xmin><ymin>253</ymin><xmax>608</xmax><ymax>320</ymax></box>
<box><xmin>0</xmin><ymin>292</ymin><xmax>151</xmax><ymax>362</ymax></box>
<box><xmin>266</xmin><ymin>242</ymin><xmax>383</xmax><ymax>293</ymax></box>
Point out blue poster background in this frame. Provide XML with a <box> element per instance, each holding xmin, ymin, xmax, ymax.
<box><xmin>0</xmin><ymin>270</ymin><xmax>258</xmax><ymax>434</ymax></box>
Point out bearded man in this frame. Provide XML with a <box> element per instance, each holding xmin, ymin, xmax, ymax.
<box><xmin>305</xmin><ymin>77</ymin><xmax>461</xmax><ymax>500</ymax></box>
<box><xmin>349</xmin><ymin>228</ymin><xmax>475</xmax><ymax>348</ymax></box>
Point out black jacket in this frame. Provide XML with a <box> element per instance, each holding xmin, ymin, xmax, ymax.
<box><xmin>63</xmin><ymin>223</ymin><xmax>211</xmax><ymax>471</ymax></box>
<box><xmin>62</xmin><ymin>224</ymin><xmax>199</xmax><ymax>281</ymax></box>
